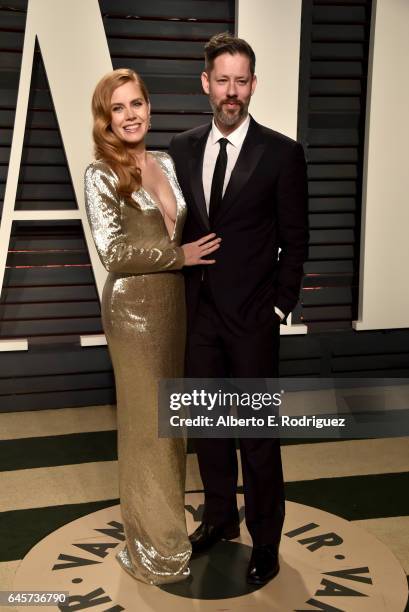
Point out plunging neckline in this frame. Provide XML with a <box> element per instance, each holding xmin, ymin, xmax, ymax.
<box><xmin>141</xmin><ymin>153</ymin><xmax>177</xmax><ymax>241</ymax></box>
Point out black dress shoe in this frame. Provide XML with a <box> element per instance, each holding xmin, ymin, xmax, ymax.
<box><xmin>189</xmin><ymin>521</ymin><xmax>240</xmax><ymax>554</ymax></box>
<box><xmin>246</xmin><ymin>545</ymin><xmax>280</xmax><ymax>585</ymax></box>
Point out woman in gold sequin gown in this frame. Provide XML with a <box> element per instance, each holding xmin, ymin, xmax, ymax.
<box><xmin>84</xmin><ymin>69</ymin><xmax>220</xmax><ymax>585</ymax></box>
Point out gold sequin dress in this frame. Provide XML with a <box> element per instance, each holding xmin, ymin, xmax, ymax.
<box><xmin>84</xmin><ymin>152</ymin><xmax>191</xmax><ymax>585</ymax></box>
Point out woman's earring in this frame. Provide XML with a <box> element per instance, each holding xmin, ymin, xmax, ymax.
<box><xmin>148</xmin><ymin>117</ymin><xmax>152</xmax><ymax>130</ymax></box>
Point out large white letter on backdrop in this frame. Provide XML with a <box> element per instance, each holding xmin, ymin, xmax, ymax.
<box><xmin>354</xmin><ymin>0</ymin><xmax>409</xmax><ymax>331</ymax></box>
<box><xmin>0</xmin><ymin>0</ymin><xmax>111</xmax><ymax>351</ymax></box>
<box><xmin>237</xmin><ymin>0</ymin><xmax>306</xmax><ymax>335</ymax></box>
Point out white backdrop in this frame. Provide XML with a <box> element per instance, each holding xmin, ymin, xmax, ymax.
<box><xmin>237</xmin><ymin>0</ymin><xmax>306</xmax><ymax>334</ymax></box>
<box><xmin>354</xmin><ymin>0</ymin><xmax>409</xmax><ymax>330</ymax></box>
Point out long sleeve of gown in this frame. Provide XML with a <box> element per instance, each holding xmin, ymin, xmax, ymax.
<box><xmin>84</xmin><ymin>162</ymin><xmax>185</xmax><ymax>274</ymax></box>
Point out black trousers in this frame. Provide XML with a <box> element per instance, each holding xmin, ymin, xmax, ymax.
<box><xmin>185</xmin><ymin>285</ymin><xmax>285</xmax><ymax>547</ymax></box>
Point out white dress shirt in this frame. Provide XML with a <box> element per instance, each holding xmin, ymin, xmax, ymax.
<box><xmin>201</xmin><ymin>114</ymin><xmax>285</xmax><ymax>322</ymax></box>
<box><xmin>202</xmin><ymin>115</ymin><xmax>250</xmax><ymax>211</ymax></box>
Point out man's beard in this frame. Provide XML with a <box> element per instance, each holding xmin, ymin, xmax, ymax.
<box><xmin>209</xmin><ymin>95</ymin><xmax>250</xmax><ymax>128</ymax></box>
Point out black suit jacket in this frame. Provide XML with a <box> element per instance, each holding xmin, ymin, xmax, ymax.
<box><xmin>169</xmin><ymin>117</ymin><xmax>309</xmax><ymax>335</ymax></box>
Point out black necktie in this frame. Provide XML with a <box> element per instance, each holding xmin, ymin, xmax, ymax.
<box><xmin>209</xmin><ymin>138</ymin><xmax>229</xmax><ymax>224</ymax></box>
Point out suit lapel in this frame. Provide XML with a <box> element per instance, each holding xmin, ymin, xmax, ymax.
<box><xmin>213</xmin><ymin>117</ymin><xmax>266</xmax><ymax>225</ymax></box>
<box><xmin>188</xmin><ymin>123</ymin><xmax>211</xmax><ymax>230</ymax></box>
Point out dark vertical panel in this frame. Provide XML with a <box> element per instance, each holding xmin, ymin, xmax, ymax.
<box><xmin>100</xmin><ymin>0</ymin><xmax>235</xmax><ymax>147</ymax></box>
<box><xmin>297</xmin><ymin>0</ymin><xmax>372</xmax><ymax>332</ymax></box>
<box><xmin>0</xmin><ymin>1</ymin><xmax>28</xmax><ymax>214</ymax></box>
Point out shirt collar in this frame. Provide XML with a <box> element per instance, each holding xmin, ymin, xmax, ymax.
<box><xmin>210</xmin><ymin>114</ymin><xmax>251</xmax><ymax>147</ymax></box>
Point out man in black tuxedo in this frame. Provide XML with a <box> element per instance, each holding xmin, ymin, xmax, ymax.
<box><xmin>169</xmin><ymin>33</ymin><xmax>308</xmax><ymax>585</ymax></box>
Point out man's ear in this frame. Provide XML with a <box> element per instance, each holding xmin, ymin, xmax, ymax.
<box><xmin>201</xmin><ymin>70</ymin><xmax>210</xmax><ymax>95</ymax></box>
<box><xmin>251</xmin><ymin>74</ymin><xmax>257</xmax><ymax>96</ymax></box>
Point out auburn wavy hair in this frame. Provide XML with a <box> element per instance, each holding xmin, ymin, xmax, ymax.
<box><xmin>91</xmin><ymin>68</ymin><xmax>150</xmax><ymax>201</ymax></box>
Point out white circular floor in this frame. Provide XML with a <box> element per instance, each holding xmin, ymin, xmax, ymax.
<box><xmin>13</xmin><ymin>493</ymin><xmax>408</xmax><ymax>611</ymax></box>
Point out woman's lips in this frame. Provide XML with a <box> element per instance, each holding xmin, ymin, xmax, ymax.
<box><xmin>123</xmin><ymin>124</ymin><xmax>141</xmax><ymax>132</ymax></box>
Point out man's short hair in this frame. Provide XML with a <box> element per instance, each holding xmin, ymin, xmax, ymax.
<box><xmin>204</xmin><ymin>32</ymin><xmax>256</xmax><ymax>75</ymax></box>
